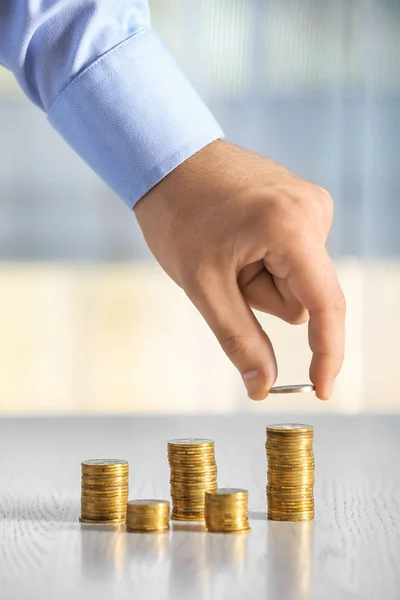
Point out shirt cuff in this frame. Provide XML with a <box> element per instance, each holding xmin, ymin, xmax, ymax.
<box><xmin>47</xmin><ymin>28</ymin><xmax>224</xmax><ymax>209</ymax></box>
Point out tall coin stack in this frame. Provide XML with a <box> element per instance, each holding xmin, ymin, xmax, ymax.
<box><xmin>205</xmin><ymin>488</ymin><xmax>251</xmax><ymax>533</ymax></box>
<box><xmin>126</xmin><ymin>500</ymin><xmax>170</xmax><ymax>533</ymax></box>
<box><xmin>266</xmin><ymin>424</ymin><xmax>315</xmax><ymax>521</ymax></box>
<box><xmin>168</xmin><ymin>438</ymin><xmax>217</xmax><ymax>521</ymax></box>
<box><xmin>80</xmin><ymin>459</ymin><xmax>129</xmax><ymax>524</ymax></box>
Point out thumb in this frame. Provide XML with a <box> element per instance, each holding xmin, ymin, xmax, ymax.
<box><xmin>185</xmin><ymin>271</ymin><xmax>277</xmax><ymax>400</ymax></box>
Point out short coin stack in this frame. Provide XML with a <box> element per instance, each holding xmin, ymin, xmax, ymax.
<box><xmin>266</xmin><ymin>424</ymin><xmax>315</xmax><ymax>521</ymax></box>
<box><xmin>205</xmin><ymin>488</ymin><xmax>250</xmax><ymax>533</ymax></box>
<box><xmin>126</xmin><ymin>500</ymin><xmax>170</xmax><ymax>532</ymax></box>
<box><xmin>168</xmin><ymin>438</ymin><xmax>217</xmax><ymax>521</ymax></box>
<box><xmin>80</xmin><ymin>459</ymin><xmax>129</xmax><ymax>524</ymax></box>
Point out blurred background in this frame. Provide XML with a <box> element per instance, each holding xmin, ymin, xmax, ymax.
<box><xmin>0</xmin><ymin>0</ymin><xmax>399</xmax><ymax>414</ymax></box>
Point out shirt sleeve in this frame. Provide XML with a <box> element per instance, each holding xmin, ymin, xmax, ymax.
<box><xmin>0</xmin><ymin>1</ymin><xmax>224</xmax><ymax>208</ymax></box>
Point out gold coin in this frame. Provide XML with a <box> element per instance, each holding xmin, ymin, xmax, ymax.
<box><xmin>81</xmin><ymin>491</ymin><xmax>128</xmax><ymax>496</ymax></box>
<box><xmin>170</xmin><ymin>480</ymin><xmax>217</xmax><ymax>487</ymax></box>
<box><xmin>267</xmin><ymin>508</ymin><xmax>315</xmax><ymax>516</ymax></box>
<box><xmin>268</xmin><ymin>461</ymin><xmax>314</xmax><ymax>468</ymax></box>
<box><xmin>268</xmin><ymin>498</ymin><xmax>314</xmax><ymax>505</ymax></box>
<box><xmin>268</xmin><ymin>508</ymin><xmax>315</xmax><ymax>515</ymax></box>
<box><xmin>267</xmin><ymin>463</ymin><xmax>314</xmax><ymax>468</ymax></box>
<box><xmin>268</xmin><ymin>501</ymin><xmax>315</xmax><ymax>508</ymax></box>
<box><xmin>81</xmin><ymin>490</ymin><xmax>128</xmax><ymax>496</ymax></box>
<box><xmin>80</xmin><ymin>504</ymin><xmax>127</xmax><ymax>510</ymax></box>
<box><xmin>168</xmin><ymin>447</ymin><xmax>215</xmax><ymax>453</ymax></box>
<box><xmin>81</xmin><ymin>472</ymin><xmax>129</xmax><ymax>478</ymax></box>
<box><xmin>170</xmin><ymin>473</ymin><xmax>217</xmax><ymax>480</ymax></box>
<box><xmin>81</xmin><ymin>471</ymin><xmax>129</xmax><ymax>477</ymax></box>
<box><xmin>81</xmin><ymin>490</ymin><xmax>128</xmax><ymax>497</ymax></box>
<box><xmin>171</xmin><ymin>512</ymin><xmax>204</xmax><ymax>521</ymax></box>
<box><xmin>267</xmin><ymin>435</ymin><xmax>313</xmax><ymax>442</ymax></box>
<box><xmin>267</xmin><ymin>486</ymin><xmax>314</xmax><ymax>493</ymax></box>
<box><xmin>81</xmin><ymin>499</ymin><xmax>128</xmax><ymax>506</ymax></box>
<box><xmin>169</xmin><ymin>458</ymin><xmax>215</xmax><ymax>464</ymax></box>
<box><xmin>266</xmin><ymin>446</ymin><xmax>313</xmax><ymax>453</ymax></box>
<box><xmin>81</xmin><ymin>482</ymin><xmax>128</xmax><ymax>488</ymax></box>
<box><xmin>127</xmin><ymin>527</ymin><xmax>169</xmax><ymax>533</ymax></box>
<box><xmin>267</xmin><ymin>480</ymin><xmax>314</xmax><ymax>486</ymax></box>
<box><xmin>81</xmin><ymin>496</ymin><xmax>128</xmax><ymax>502</ymax></box>
<box><xmin>268</xmin><ymin>488</ymin><xmax>314</xmax><ymax>494</ymax></box>
<box><xmin>267</xmin><ymin>514</ymin><xmax>315</xmax><ymax>521</ymax></box>
<box><xmin>268</xmin><ymin>472</ymin><xmax>314</xmax><ymax>479</ymax></box>
<box><xmin>168</xmin><ymin>438</ymin><xmax>214</xmax><ymax>446</ymax></box>
<box><xmin>81</xmin><ymin>505</ymin><xmax>128</xmax><ymax>512</ymax></box>
<box><xmin>80</xmin><ymin>512</ymin><xmax>126</xmax><ymax>516</ymax></box>
<box><xmin>207</xmin><ymin>527</ymin><xmax>251</xmax><ymax>534</ymax></box>
<box><xmin>82</xmin><ymin>459</ymin><xmax>128</xmax><ymax>466</ymax></box>
<box><xmin>81</xmin><ymin>480</ymin><xmax>128</xmax><ymax>487</ymax></box>
<box><xmin>80</xmin><ymin>517</ymin><xmax>125</xmax><ymax>524</ymax></box>
<box><xmin>268</xmin><ymin>515</ymin><xmax>314</xmax><ymax>522</ymax></box>
<box><xmin>81</xmin><ymin>467</ymin><xmax>128</xmax><ymax>475</ymax></box>
<box><xmin>81</xmin><ymin>480</ymin><xmax>129</xmax><ymax>488</ymax></box>
<box><xmin>169</xmin><ymin>462</ymin><xmax>217</xmax><ymax>469</ymax></box>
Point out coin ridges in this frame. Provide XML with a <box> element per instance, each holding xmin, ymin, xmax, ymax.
<box><xmin>126</xmin><ymin>499</ymin><xmax>170</xmax><ymax>532</ymax></box>
<box><xmin>205</xmin><ymin>488</ymin><xmax>250</xmax><ymax>533</ymax></box>
<box><xmin>266</xmin><ymin>423</ymin><xmax>315</xmax><ymax>522</ymax></box>
<box><xmin>80</xmin><ymin>458</ymin><xmax>129</xmax><ymax>524</ymax></box>
<box><xmin>269</xmin><ymin>384</ymin><xmax>315</xmax><ymax>394</ymax></box>
<box><xmin>168</xmin><ymin>438</ymin><xmax>217</xmax><ymax>521</ymax></box>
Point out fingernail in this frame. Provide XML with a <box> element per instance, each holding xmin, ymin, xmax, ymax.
<box><xmin>242</xmin><ymin>370</ymin><xmax>267</xmax><ymax>401</ymax></box>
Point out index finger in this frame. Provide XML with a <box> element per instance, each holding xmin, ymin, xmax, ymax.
<box><xmin>283</xmin><ymin>242</ymin><xmax>346</xmax><ymax>400</ymax></box>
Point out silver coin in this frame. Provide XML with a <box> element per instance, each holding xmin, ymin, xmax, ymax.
<box><xmin>214</xmin><ymin>488</ymin><xmax>248</xmax><ymax>495</ymax></box>
<box><xmin>81</xmin><ymin>459</ymin><xmax>128</xmax><ymax>467</ymax></box>
<box><xmin>215</xmin><ymin>488</ymin><xmax>248</xmax><ymax>496</ymax></box>
<box><xmin>267</xmin><ymin>423</ymin><xmax>313</xmax><ymax>432</ymax></box>
<box><xmin>168</xmin><ymin>438</ymin><xmax>214</xmax><ymax>446</ymax></box>
<box><xmin>269</xmin><ymin>384</ymin><xmax>315</xmax><ymax>394</ymax></box>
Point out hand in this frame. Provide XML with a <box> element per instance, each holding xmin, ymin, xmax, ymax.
<box><xmin>134</xmin><ymin>140</ymin><xmax>345</xmax><ymax>401</ymax></box>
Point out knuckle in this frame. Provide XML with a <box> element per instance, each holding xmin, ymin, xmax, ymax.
<box><xmin>181</xmin><ymin>264</ymin><xmax>212</xmax><ymax>297</ymax></box>
<box><xmin>266</xmin><ymin>193</ymin><xmax>313</xmax><ymax>237</ymax></box>
<box><xmin>219</xmin><ymin>334</ymin><xmax>252</xmax><ymax>358</ymax></box>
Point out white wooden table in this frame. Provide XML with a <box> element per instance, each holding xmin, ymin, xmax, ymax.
<box><xmin>0</xmin><ymin>415</ymin><xmax>399</xmax><ymax>600</ymax></box>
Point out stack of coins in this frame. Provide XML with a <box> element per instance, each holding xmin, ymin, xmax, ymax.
<box><xmin>205</xmin><ymin>488</ymin><xmax>251</xmax><ymax>533</ymax></box>
<box><xmin>80</xmin><ymin>459</ymin><xmax>129</xmax><ymax>524</ymax></box>
<box><xmin>266</xmin><ymin>424</ymin><xmax>315</xmax><ymax>521</ymax></box>
<box><xmin>126</xmin><ymin>500</ymin><xmax>170</xmax><ymax>532</ymax></box>
<box><xmin>168</xmin><ymin>438</ymin><xmax>217</xmax><ymax>521</ymax></box>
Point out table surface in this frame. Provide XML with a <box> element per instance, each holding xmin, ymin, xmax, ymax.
<box><xmin>0</xmin><ymin>414</ymin><xmax>399</xmax><ymax>600</ymax></box>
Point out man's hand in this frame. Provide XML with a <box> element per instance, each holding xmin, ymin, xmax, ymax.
<box><xmin>134</xmin><ymin>140</ymin><xmax>345</xmax><ymax>401</ymax></box>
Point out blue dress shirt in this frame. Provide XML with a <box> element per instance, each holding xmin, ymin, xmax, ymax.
<box><xmin>0</xmin><ymin>1</ymin><xmax>223</xmax><ymax>208</ymax></box>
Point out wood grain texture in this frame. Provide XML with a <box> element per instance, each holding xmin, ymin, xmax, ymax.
<box><xmin>0</xmin><ymin>415</ymin><xmax>399</xmax><ymax>600</ymax></box>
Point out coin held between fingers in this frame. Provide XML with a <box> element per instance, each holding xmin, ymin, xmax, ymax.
<box><xmin>269</xmin><ymin>384</ymin><xmax>315</xmax><ymax>394</ymax></box>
